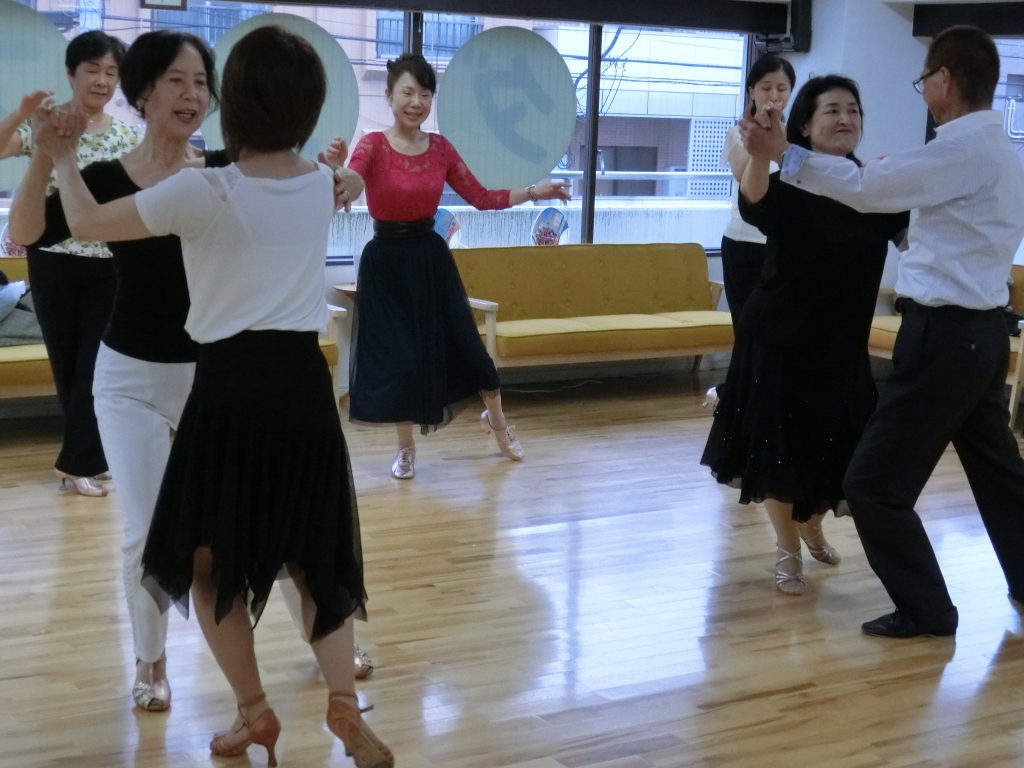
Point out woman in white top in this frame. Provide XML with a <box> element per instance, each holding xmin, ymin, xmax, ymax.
<box><xmin>0</xmin><ymin>31</ymin><xmax>141</xmax><ymax>496</ymax></box>
<box><xmin>721</xmin><ymin>54</ymin><xmax>796</xmax><ymax>325</ymax></box>
<box><xmin>708</xmin><ymin>55</ymin><xmax>795</xmax><ymax>407</ymax></box>
<box><xmin>35</xmin><ymin>25</ymin><xmax>391</xmax><ymax>768</ymax></box>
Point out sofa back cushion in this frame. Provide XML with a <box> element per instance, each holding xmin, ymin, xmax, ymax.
<box><xmin>452</xmin><ymin>243</ymin><xmax>711</xmax><ymax>321</ymax></box>
<box><xmin>0</xmin><ymin>256</ymin><xmax>29</xmax><ymax>284</ymax></box>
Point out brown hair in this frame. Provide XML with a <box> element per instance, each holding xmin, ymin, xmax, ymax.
<box><xmin>219</xmin><ymin>26</ymin><xmax>326</xmax><ymax>160</ymax></box>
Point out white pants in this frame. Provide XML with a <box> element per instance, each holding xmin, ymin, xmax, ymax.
<box><xmin>93</xmin><ymin>343</ymin><xmax>195</xmax><ymax>663</ymax></box>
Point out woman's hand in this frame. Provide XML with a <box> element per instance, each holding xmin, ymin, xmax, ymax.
<box><xmin>318</xmin><ymin>136</ymin><xmax>349</xmax><ymax>170</ymax></box>
<box><xmin>740</xmin><ymin>103</ymin><xmax>788</xmax><ymax>164</ymax></box>
<box><xmin>32</xmin><ymin>103</ymin><xmax>84</xmax><ymax>159</ymax></box>
<box><xmin>332</xmin><ymin>167</ymin><xmax>363</xmax><ymax>213</ymax></box>
<box><xmin>533</xmin><ymin>181</ymin><xmax>572</xmax><ymax>202</ymax></box>
<box><xmin>17</xmin><ymin>90</ymin><xmax>54</xmax><ymax>122</ymax></box>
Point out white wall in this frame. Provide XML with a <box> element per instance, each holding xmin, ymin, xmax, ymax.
<box><xmin>784</xmin><ymin>0</ymin><xmax>931</xmax><ymax>289</ymax></box>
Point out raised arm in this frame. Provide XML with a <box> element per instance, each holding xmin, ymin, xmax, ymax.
<box><xmin>0</xmin><ymin>90</ymin><xmax>52</xmax><ymax>160</ymax></box>
<box><xmin>8</xmin><ymin>149</ymin><xmax>54</xmax><ymax>245</ymax></box>
<box><xmin>723</xmin><ymin>123</ymin><xmax>752</xmax><ymax>182</ymax></box>
<box><xmin>507</xmin><ymin>180</ymin><xmax>572</xmax><ymax>206</ymax></box>
<box><xmin>37</xmin><ymin>109</ymin><xmax>151</xmax><ymax>242</ymax></box>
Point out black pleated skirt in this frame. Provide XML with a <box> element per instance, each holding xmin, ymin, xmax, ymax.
<box><xmin>141</xmin><ymin>330</ymin><xmax>366</xmax><ymax>642</ymax></box>
<box><xmin>349</xmin><ymin>227</ymin><xmax>500</xmax><ymax>433</ymax></box>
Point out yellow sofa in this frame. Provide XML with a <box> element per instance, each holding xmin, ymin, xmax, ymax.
<box><xmin>451</xmin><ymin>242</ymin><xmax>734</xmax><ymax>369</ymax></box>
<box><xmin>0</xmin><ymin>255</ymin><xmax>347</xmax><ymax>407</ymax></box>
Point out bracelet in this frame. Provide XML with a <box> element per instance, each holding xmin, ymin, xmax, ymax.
<box><xmin>526</xmin><ymin>184</ymin><xmax>536</xmax><ymax>200</ymax></box>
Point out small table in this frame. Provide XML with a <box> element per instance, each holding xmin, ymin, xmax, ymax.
<box><xmin>334</xmin><ymin>282</ymin><xmax>358</xmax><ymax>302</ymax></box>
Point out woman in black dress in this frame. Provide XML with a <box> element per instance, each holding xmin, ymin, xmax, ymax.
<box><xmin>702</xmin><ymin>75</ymin><xmax>908</xmax><ymax>595</ymax></box>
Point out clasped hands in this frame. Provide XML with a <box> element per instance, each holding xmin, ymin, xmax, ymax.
<box><xmin>29</xmin><ymin>96</ymin><xmax>84</xmax><ymax>160</ymax></box>
<box><xmin>738</xmin><ymin>101</ymin><xmax>790</xmax><ymax>164</ymax></box>
<box><xmin>318</xmin><ymin>135</ymin><xmax>364</xmax><ymax>213</ymax></box>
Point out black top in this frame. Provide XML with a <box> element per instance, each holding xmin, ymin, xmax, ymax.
<box><xmin>738</xmin><ymin>171</ymin><xmax>909</xmax><ymax>350</ymax></box>
<box><xmin>35</xmin><ymin>150</ymin><xmax>229</xmax><ymax>363</ymax></box>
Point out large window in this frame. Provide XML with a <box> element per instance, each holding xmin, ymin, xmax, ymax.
<box><xmin>376</xmin><ymin>11</ymin><xmax>481</xmax><ymax>60</ymax></box>
<box><xmin>1</xmin><ymin>4</ymin><xmax>748</xmax><ymax>253</ymax></box>
<box><xmin>152</xmin><ymin>1</ymin><xmax>269</xmax><ymax>47</ymax></box>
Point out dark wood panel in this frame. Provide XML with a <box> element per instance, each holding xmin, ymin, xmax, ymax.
<box><xmin>913</xmin><ymin>2</ymin><xmax>1024</xmax><ymax>37</ymax></box>
<box><xmin>273</xmin><ymin>0</ymin><xmax>790</xmax><ymax>34</ymax></box>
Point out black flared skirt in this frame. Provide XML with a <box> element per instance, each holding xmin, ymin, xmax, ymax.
<box><xmin>349</xmin><ymin>228</ymin><xmax>501</xmax><ymax>434</ymax></box>
<box><xmin>141</xmin><ymin>331</ymin><xmax>365</xmax><ymax>641</ymax></box>
<box><xmin>701</xmin><ymin>328</ymin><xmax>877</xmax><ymax>521</ymax></box>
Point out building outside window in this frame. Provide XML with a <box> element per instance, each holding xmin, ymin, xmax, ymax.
<box><xmin>376</xmin><ymin>11</ymin><xmax>481</xmax><ymax>60</ymax></box>
<box><xmin>151</xmin><ymin>1</ymin><xmax>269</xmax><ymax>47</ymax></box>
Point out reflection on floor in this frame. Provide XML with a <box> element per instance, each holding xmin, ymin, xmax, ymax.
<box><xmin>1</xmin><ymin>371</ymin><xmax>1022</xmax><ymax>767</ymax></box>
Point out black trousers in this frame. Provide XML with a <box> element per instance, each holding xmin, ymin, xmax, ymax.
<box><xmin>720</xmin><ymin>236</ymin><xmax>768</xmax><ymax>328</ymax></box>
<box><xmin>27</xmin><ymin>248</ymin><xmax>115</xmax><ymax>477</ymax></box>
<box><xmin>844</xmin><ymin>300</ymin><xmax>1024</xmax><ymax>622</ymax></box>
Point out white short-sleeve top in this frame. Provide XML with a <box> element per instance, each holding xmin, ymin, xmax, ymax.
<box><xmin>135</xmin><ymin>162</ymin><xmax>334</xmax><ymax>344</ymax></box>
<box><xmin>721</xmin><ymin>123</ymin><xmax>778</xmax><ymax>245</ymax></box>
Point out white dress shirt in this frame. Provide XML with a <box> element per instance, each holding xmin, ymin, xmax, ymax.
<box><xmin>779</xmin><ymin>110</ymin><xmax>1024</xmax><ymax>309</ymax></box>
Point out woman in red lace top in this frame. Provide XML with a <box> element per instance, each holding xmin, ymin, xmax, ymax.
<box><xmin>346</xmin><ymin>53</ymin><xmax>570</xmax><ymax>479</ymax></box>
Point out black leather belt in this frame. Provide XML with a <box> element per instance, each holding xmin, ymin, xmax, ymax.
<box><xmin>373</xmin><ymin>218</ymin><xmax>435</xmax><ymax>238</ymax></box>
<box><xmin>895</xmin><ymin>297</ymin><xmax>999</xmax><ymax>315</ymax></box>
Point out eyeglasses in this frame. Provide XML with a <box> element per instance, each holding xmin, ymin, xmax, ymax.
<box><xmin>912</xmin><ymin>68</ymin><xmax>940</xmax><ymax>94</ymax></box>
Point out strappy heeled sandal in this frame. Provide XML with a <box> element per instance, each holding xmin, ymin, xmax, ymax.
<box><xmin>326</xmin><ymin>692</ymin><xmax>394</xmax><ymax>768</ymax></box>
<box><xmin>775</xmin><ymin>545</ymin><xmax>806</xmax><ymax>596</ymax></box>
<box><xmin>210</xmin><ymin>693</ymin><xmax>281</xmax><ymax>767</ymax></box>
<box><xmin>132</xmin><ymin>653</ymin><xmax>171</xmax><ymax>711</ymax></box>
<box><xmin>480</xmin><ymin>410</ymin><xmax>524</xmax><ymax>461</ymax></box>
<box><xmin>798</xmin><ymin>521</ymin><xmax>841</xmax><ymax>565</ymax></box>
<box><xmin>354</xmin><ymin>645</ymin><xmax>375</xmax><ymax>680</ymax></box>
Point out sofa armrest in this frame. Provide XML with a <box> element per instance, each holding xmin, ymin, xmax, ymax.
<box><xmin>876</xmin><ymin>286</ymin><xmax>897</xmax><ymax>314</ymax></box>
<box><xmin>709</xmin><ymin>280</ymin><xmax>725</xmax><ymax>310</ymax></box>
<box><xmin>325</xmin><ymin>303</ymin><xmax>347</xmax><ymax>344</ymax></box>
<box><xmin>468</xmin><ymin>297</ymin><xmax>499</xmax><ymax>358</ymax></box>
<box><xmin>323</xmin><ymin>304</ymin><xmax>348</xmax><ymax>406</ymax></box>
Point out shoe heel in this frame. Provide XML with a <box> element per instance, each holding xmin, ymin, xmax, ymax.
<box><xmin>326</xmin><ymin>693</ymin><xmax>394</xmax><ymax>768</ymax></box>
<box><xmin>479</xmin><ymin>410</ymin><xmax>525</xmax><ymax>461</ymax></box>
<box><xmin>210</xmin><ymin>697</ymin><xmax>280</xmax><ymax>767</ymax></box>
<box><xmin>55</xmin><ymin>469</ymin><xmax>108</xmax><ymax>497</ymax></box>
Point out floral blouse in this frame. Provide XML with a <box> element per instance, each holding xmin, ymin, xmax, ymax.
<box><xmin>17</xmin><ymin>117</ymin><xmax>142</xmax><ymax>258</ymax></box>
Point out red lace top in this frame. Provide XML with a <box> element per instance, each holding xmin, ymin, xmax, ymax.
<box><xmin>348</xmin><ymin>132</ymin><xmax>511</xmax><ymax>222</ymax></box>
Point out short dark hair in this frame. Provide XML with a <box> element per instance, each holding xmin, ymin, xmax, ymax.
<box><xmin>786</xmin><ymin>74</ymin><xmax>864</xmax><ymax>161</ymax></box>
<box><xmin>925</xmin><ymin>25</ymin><xmax>999</xmax><ymax>108</ymax></box>
<box><xmin>120</xmin><ymin>31</ymin><xmax>219</xmax><ymax>118</ymax></box>
<box><xmin>65</xmin><ymin>30</ymin><xmax>127</xmax><ymax>74</ymax></box>
<box><xmin>386</xmin><ymin>53</ymin><xmax>436</xmax><ymax>94</ymax></box>
<box><xmin>219</xmin><ymin>26</ymin><xmax>326</xmax><ymax>160</ymax></box>
<box><xmin>745</xmin><ymin>54</ymin><xmax>796</xmax><ymax>92</ymax></box>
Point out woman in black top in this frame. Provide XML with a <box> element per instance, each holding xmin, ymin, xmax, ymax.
<box><xmin>1</xmin><ymin>31</ymin><xmax>140</xmax><ymax>497</ymax></box>
<box><xmin>701</xmin><ymin>76</ymin><xmax>909</xmax><ymax>596</ymax></box>
<box><xmin>12</xmin><ymin>29</ymin><xmax>222</xmax><ymax>715</ymax></box>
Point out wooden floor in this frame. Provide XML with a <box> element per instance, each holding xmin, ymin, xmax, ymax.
<box><xmin>2</xmin><ymin>370</ymin><xmax>1024</xmax><ymax>768</ymax></box>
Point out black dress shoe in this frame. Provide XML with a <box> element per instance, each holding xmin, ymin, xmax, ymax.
<box><xmin>861</xmin><ymin>609</ymin><xmax>957</xmax><ymax>638</ymax></box>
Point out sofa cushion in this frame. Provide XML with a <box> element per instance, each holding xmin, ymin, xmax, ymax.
<box><xmin>454</xmin><ymin>243</ymin><xmax>714</xmax><ymax>321</ymax></box>
<box><xmin>486</xmin><ymin>311</ymin><xmax>734</xmax><ymax>358</ymax></box>
<box><xmin>868</xmin><ymin>315</ymin><xmax>902</xmax><ymax>353</ymax></box>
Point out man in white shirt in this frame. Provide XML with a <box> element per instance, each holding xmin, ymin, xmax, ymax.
<box><xmin>741</xmin><ymin>25</ymin><xmax>1024</xmax><ymax>638</ymax></box>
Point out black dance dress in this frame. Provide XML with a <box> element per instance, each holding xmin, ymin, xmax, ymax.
<box><xmin>346</xmin><ymin>132</ymin><xmax>507</xmax><ymax>434</ymax></box>
<box><xmin>701</xmin><ymin>171</ymin><xmax>908</xmax><ymax>521</ymax></box>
